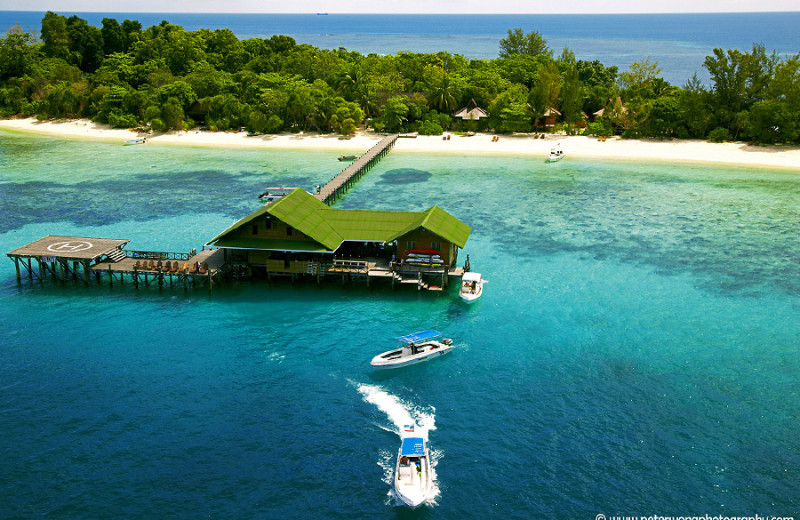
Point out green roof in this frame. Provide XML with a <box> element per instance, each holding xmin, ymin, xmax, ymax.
<box><xmin>211</xmin><ymin>237</ymin><xmax>331</xmax><ymax>252</ymax></box>
<box><xmin>207</xmin><ymin>189</ymin><xmax>471</xmax><ymax>251</ymax></box>
<box><xmin>386</xmin><ymin>205</ymin><xmax>472</xmax><ymax>248</ymax></box>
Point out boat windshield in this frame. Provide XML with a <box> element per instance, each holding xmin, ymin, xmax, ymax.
<box><xmin>396</xmin><ymin>330</ymin><xmax>441</xmax><ymax>344</ymax></box>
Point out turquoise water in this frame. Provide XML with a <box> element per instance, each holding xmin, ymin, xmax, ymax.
<box><xmin>3</xmin><ymin>12</ymin><xmax>800</xmax><ymax>85</ymax></box>
<box><xmin>2</xmin><ymin>130</ymin><xmax>800</xmax><ymax>517</ymax></box>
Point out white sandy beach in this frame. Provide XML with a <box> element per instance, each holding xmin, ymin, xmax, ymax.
<box><xmin>2</xmin><ymin>118</ymin><xmax>799</xmax><ymax>170</ymax></box>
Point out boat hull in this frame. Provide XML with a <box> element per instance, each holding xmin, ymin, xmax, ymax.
<box><xmin>370</xmin><ymin>342</ymin><xmax>453</xmax><ymax>369</ymax></box>
<box><xmin>459</xmin><ymin>286</ymin><xmax>482</xmax><ymax>302</ymax></box>
<box><xmin>394</xmin><ymin>450</ymin><xmax>432</xmax><ymax>507</ymax></box>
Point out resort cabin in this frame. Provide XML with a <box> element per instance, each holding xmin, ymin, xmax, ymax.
<box><xmin>593</xmin><ymin>96</ymin><xmax>627</xmax><ymax>120</ymax></box>
<box><xmin>543</xmin><ymin>107</ymin><xmax>561</xmax><ymax>127</ymax></box>
<box><xmin>205</xmin><ymin>189</ymin><xmax>471</xmax><ymax>282</ymax></box>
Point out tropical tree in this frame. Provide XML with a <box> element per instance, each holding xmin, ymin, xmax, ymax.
<box><xmin>425</xmin><ymin>65</ymin><xmax>459</xmax><ymax>113</ymax></box>
<box><xmin>528</xmin><ymin>61</ymin><xmax>561</xmax><ymax>129</ymax></box>
<box><xmin>377</xmin><ymin>95</ymin><xmax>409</xmax><ymax>132</ymax></box>
<box><xmin>559</xmin><ymin>65</ymin><xmax>585</xmax><ymax>131</ymax></box>
<box><xmin>499</xmin><ymin>28</ymin><xmax>552</xmax><ymax>58</ymax></box>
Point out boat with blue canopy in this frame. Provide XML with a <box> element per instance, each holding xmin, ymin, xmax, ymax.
<box><xmin>394</xmin><ymin>424</ymin><xmax>432</xmax><ymax>507</ymax></box>
<box><xmin>370</xmin><ymin>330</ymin><xmax>454</xmax><ymax>369</ymax></box>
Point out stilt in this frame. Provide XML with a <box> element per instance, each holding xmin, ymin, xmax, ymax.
<box><xmin>13</xmin><ymin>257</ymin><xmax>20</xmax><ymax>282</ymax></box>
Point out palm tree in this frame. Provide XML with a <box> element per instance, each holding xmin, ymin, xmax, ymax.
<box><xmin>428</xmin><ymin>74</ymin><xmax>458</xmax><ymax>114</ymax></box>
<box><xmin>338</xmin><ymin>66</ymin><xmax>374</xmax><ymax>118</ymax></box>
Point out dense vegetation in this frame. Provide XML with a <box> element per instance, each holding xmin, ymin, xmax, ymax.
<box><xmin>1</xmin><ymin>12</ymin><xmax>799</xmax><ymax>144</ymax></box>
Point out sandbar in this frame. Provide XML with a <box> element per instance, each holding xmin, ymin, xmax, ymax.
<box><xmin>2</xmin><ymin>118</ymin><xmax>799</xmax><ymax>170</ymax></box>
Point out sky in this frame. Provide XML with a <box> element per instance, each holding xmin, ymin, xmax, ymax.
<box><xmin>0</xmin><ymin>0</ymin><xmax>798</xmax><ymax>13</ymax></box>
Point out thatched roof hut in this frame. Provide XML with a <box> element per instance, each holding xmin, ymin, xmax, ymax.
<box><xmin>453</xmin><ymin>98</ymin><xmax>488</xmax><ymax>120</ymax></box>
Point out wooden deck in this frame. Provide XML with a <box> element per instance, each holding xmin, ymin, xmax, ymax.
<box><xmin>314</xmin><ymin>134</ymin><xmax>398</xmax><ymax>204</ymax></box>
<box><xmin>91</xmin><ymin>249</ymin><xmax>226</xmax><ymax>289</ymax></box>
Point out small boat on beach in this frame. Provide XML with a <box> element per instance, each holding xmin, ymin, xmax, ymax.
<box><xmin>459</xmin><ymin>271</ymin><xmax>484</xmax><ymax>303</ymax></box>
<box><xmin>124</xmin><ymin>137</ymin><xmax>146</xmax><ymax>146</ymax></box>
<box><xmin>370</xmin><ymin>330</ymin><xmax>454</xmax><ymax>370</ymax></box>
<box><xmin>338</xmin><ymin>155</ymin><xmax>357</xmax><ymax>161</ymax></box>
<box><xmin>394</xmin><ymin>424</ymin><xmax>433</xmax><ymax>507</ymax></box>
<box><xmin>547</xmin><ymin>145</ymin><xmax>564</xmax><ymax>162</ymax></box>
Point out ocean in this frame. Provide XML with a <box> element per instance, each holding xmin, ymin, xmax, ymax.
<box><xmin>1</xmin><ymin>130</ymin><xmax>799</xmax><ymax>517</ymax></box>
<box><xmin>2</xmin><ymin>11</ymin><xmax>800</xmax><ymax>85</ymax></box>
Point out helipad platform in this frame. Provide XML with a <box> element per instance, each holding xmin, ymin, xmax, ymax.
<box><xmin>7</xmin><ymin>235</ymin><xmax>130</xmax><ymax>260</ymax></box>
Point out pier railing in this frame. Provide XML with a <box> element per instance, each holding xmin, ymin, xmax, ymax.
<box><xmin>315</xmin><ymin>134</ymin><xmax>398</xmax><ymax>204</ymax></box>
<box><xmin>125</xmin><ymin>249</ymin><xmax>197</xmax><ymax>261</ymax></box>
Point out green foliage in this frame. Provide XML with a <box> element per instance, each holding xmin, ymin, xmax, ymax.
<box><xmin>418</xmin><ymin>119</ymin><xmax>444</xmax><ymax>135</ymax></box>
<box><xmin>707</xmin><ymin>127</ymin><xmax>732</xmax><ymax>142</ymax></box>
<box><xmin>528</xmin><ymin>61</ymin><xmax>561</xmax><ymax>128</ymax></box>
<box><xmin>490</xmin><ymin>84</ymin><xmax>530</xmax><ymax>133</ymax></box>
<box><xmin>559</xmin><ymin>65</ymin><xmax>585</xmax><ymax>128</ymax></box>
<box><xmin>499</xmin><ymin>28</ymin><xmax>552</xmax><ymax>59</ymax></box>
<box><xmin>584</xmin><ymin>120</ymin><xmax>612</xmax><ymax>137</ymax></box>
<box><xmin>745</xmin><ymin>100</ymin><xmax>799</xmax><ymax>144</ymax></box>
<box><xmin>0</xmin><ymin>14</ymin><xmax>797</xmax><ymax>144</ymax></box>
<box><xmin>377</xmin><ymin>95</ymin><xmax>409</xmax><ymax>132</ymax></box>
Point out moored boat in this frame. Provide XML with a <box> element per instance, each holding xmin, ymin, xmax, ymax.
<box><xmin>124</xmin><ymin>137</ymin><xmax>146</xmax><ymax>146</ymax></box>
<box><xmin>370</xmin><ymin>330</ymin><xmax>454</xmax><ymax>369</ymax></box>
<box><xmin>338</xmin><ymin>155</ymin><xmax>357</xmax><ymax>161</ymax></box>
<box><xmin>459</xmin><ymin>271</ymin><xmax>484</xmax><ymax>302</ymax></box>
<box><xmin>394</xmin><ymin>424</ymin><xmax>433</xmax><ymax>507</ymax></box>
<box><xmin>547</xmin><ymin>144</ymin><xmax>564</xmax><ymax>162</ymax></box>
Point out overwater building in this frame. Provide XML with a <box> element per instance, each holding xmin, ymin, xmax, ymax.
<box><xmin>206</xmin><ymin>188</ymin><xmax>471</xmax><ymax>290</ymax></box>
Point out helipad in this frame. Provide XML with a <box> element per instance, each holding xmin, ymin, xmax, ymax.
<box><xmin>7</xmin><ymin>235</ymin><xmax>130</xmax><ymax>260</ymax></box>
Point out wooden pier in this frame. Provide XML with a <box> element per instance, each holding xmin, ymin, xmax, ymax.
<box><xmin>315</xmin><ymin>134</ymin><xmax>398</xmax><ymax>204</ymax></box>
<box><xmin>7</xmin><ymin>134</ymin><xmax>474</xmax><ymax>294</ymax></box>
<box><xmin>7</xmin><ymin>235</ymin><xmax>224</xmax><ymax>290</ymax></box>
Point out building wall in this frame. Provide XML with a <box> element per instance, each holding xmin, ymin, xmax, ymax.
<box><xmin>233</xmin><ymin>215</ymin><xmax>316</xmax><ymax>243</ymax></box>
<box><xmin>395</xmin><ymin>229</ymin><xmax>456</xmax><ymax>266</ymax></box>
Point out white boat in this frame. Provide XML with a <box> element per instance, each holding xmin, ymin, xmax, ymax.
<box><xmin>459</xmin><ymin>271</ymin><xmax>484</xmax><ymax>302</ymax></box>
<box><xmin>547</xmin><ymin>146</ymin><xmax>564</xmax><ymax>162</ymax></box>
<box><xmin>124</xmin><ymin>137</ymin><xmax>146</xmax><ymax>146</ymax></box>
<box><xmin>394</xmin><ymin>424</ymin><xmax>433</xmax><ymax>507</ymax></box>
<box><xmin>370</xmin><ymin>330</ymin><xmax>454</xmax><ymax>370</ymax></box>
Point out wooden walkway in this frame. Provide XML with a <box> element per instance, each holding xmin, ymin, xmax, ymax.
<box><xmin>91</xmin><ymin>249</ymin><xmax>226</xmax><ymax>289</ymax></box>
<box><xmin>314</xmin><ymin>134</ymin><xmax>398</xmax><ymax>204</ymax></box>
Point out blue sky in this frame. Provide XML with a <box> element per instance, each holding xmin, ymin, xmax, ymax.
<box><xmin>1</xmin><ymin>0</ymin><xmax>797</xmax><ymax>13</ymax></box>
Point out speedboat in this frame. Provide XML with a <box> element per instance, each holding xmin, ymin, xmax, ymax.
<box><xmin>370</xmin><ymin>330</ymin><xmax>454</xmax><ymax>369</ymax></box>
<box><xmin>124</xmin><ymin>137</ymin><xmax>146</xmax><ymax>146</ymax></box>
<box><xmin>394</xmin><ymin>424</ymin><xmax>433</xmax><ymax>507</ymax></box>
<box><xmin>546</xmin><ymin>146</ymin><xmax>564</xmax><ymax>162</ymax></box>
<box><xmin>338</xmin><ymin>155</ymin><xmax>357</xmax><ymax>161</ymax></box>
<box><xmin>459</xmin><ymin>271</ymin><xmax>484</xmax><ymax>303</ymax></box>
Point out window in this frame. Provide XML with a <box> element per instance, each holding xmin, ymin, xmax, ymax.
<box><xmin>406</xmin><ymin>241</ymin><xmax>416</xmax><ymax>251</ymax></box>
<box><xmin>251</xmin><ymin>224</ymin><xmax>258</xmax><ymax>235</ymax></box>
<box><xmin>431</xmin><ymin>241</ymin><xmax>441</xmax><ymax>252</ymax></box>
<box><xmin>265</xmin><ymin>218</ymin><xmax>272</xmax><ymax>230</ymax></box>
<box><xmin>286</xmin><ymin>226</ymin><xmax>293</xmax><ymax>236</ymax></box>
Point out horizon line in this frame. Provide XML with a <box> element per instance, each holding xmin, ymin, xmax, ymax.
<box><xmin>3</xmin><ymin>9</ymin><xmax>800</xmax><ymax>15</ymax></box>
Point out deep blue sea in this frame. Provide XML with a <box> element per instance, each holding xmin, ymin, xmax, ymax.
<box><xmin>1</xmin><ymin>130</ymin><xmax>800</xmax><ymax>518</ymax></box>
<box><xmin>2</xmin><ymin>11</ymin><xmax>800</xmax><ymax>85</ymax></box>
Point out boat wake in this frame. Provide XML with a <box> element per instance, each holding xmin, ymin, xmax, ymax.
<box><xmin>355</xmin><ymin>382</ymin><xmax>441</xmax><ymax>506</ymax></box>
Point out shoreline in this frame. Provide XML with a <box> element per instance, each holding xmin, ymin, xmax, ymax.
<box><xmin>2</xmin><ymin>118</ymin><xmax>800</xmax><ymax>171</ymax></box>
